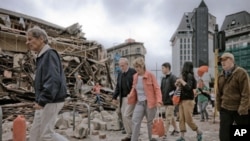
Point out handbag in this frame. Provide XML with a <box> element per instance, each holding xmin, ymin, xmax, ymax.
<box><xmin>152</xmin><ymin>108</ymin><xmax>165</xmax><ymax>137</ymax></box>
<box><xmin>172</xmin><ymin>88</ymin><xmax>181</xmax><ymax>105</ymax></box>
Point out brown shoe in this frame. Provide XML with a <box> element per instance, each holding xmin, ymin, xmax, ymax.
<box><xmin>121</xmin><ymin>137</ymin><xmax>131</xmax><ymax>141</ymax></box>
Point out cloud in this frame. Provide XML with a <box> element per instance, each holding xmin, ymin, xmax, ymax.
<box><xmin>0</xmin><ymin>0</ymin><xmax>249</xmax><ymax>78</ymax></box>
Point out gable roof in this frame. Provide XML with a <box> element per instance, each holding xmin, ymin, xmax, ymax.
<box><xmin>221</xmin><ymin>11</ymin><xmax>250</xmax><ymax>31</ymax></box>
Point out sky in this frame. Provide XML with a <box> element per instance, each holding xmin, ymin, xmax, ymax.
<box><xmin>0</xmin><ymin>0</ymin><xmax>250</xmax><ymax>78</ymax></box>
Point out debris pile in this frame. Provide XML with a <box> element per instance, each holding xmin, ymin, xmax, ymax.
<box><xmin>0</xmin><ymin>8</ymin><xmax>117</xmax><ymax>122</ymax></box>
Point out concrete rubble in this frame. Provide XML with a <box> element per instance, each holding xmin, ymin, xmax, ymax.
<box><xmin>0</xmin><ymin>7</ymin><xmax>117</xmax><ymax>123</ymax></box>
<box><xmin>2</xmin><ymin>109</ymin><xmax>123</xmax><ymax>141</ymax></box>
<box><xmin>0</xmin><ymin>7</ymin><xmax>122</xmax><ymax>141</ymax></box>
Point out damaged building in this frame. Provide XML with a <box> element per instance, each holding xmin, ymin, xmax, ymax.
<box><xmin>0</xmin><ymin>8</ymin><xmax>117</xmax><ymax>121</ymax></box>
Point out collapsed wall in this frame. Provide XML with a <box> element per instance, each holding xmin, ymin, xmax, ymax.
<box><xmin>0</xmin><ymin>8</ymin><xmax>117</xmax><ymax>121</ymax></box>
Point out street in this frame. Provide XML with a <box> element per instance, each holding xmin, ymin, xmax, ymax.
<box><xmin>64</xmin><ymin>105</ymin><xmax>220</xmax><ymax>141</ymax></box>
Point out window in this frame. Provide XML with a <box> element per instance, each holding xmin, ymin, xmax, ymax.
<box><xmin>229</xmin><ymin>45</ymin><xmax>232</xmax><ymax>50</ymax></box>
<box><xmin>180</xmin><ymin>38</ymin><xmax>182</xmax><ymax>43</ymax></box>
<box><xmin>180</xmin><ymin>44</ymin><xmax>182</xmax><ymax>49</ymax></box>
<box><xmin>122</xmin><ymin>50</ymin><xmax>124</xmax><ymax>56</ymax></box>
<box><xmin>125</xmin><ymin>49</ymin><xmax>128</xmax><ymax>55</ymax></box>
<box><xmin>231</xmin><ymin>20</ymin><xmax>236</xmax><ymax>26</ymax></box>
<box><xmin>136</xmin><ymin>48</ymin><xmax>141</xmax><ymax>53</ymax></box>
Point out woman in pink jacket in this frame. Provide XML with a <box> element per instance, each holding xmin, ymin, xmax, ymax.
<box><xmin>127</xmin><ymin>57</ymin><xmax>162</xmax><ymax>141</ymax></box>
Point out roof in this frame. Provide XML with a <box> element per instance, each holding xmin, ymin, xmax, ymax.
<box><xmin>177</xmin><ymin>12</ymin><xmax>194</xmax><ymax>31</ymax></box>
<box><xmin>221</xmin><ymin>11</ymin><xmax>250</xmax><ymax>31</ymax></box>
<box><xmin>170</xmin><ymin>12</ymin><xmax>193</xmax><ymax>41</ymax></box>
<box><xmin>106</xmin><ymin>41</ymin><xmax>144</xmax><ymax>51</ymax></box>
<box><xmin>0</xmin><ymin>8</ymin><xmax>64</xmax><ymax>30</ymax></box>
<box><xmin>198</xmin><ymin>0</ymin><xmax>208</xmax><ymax>8</ymax></box>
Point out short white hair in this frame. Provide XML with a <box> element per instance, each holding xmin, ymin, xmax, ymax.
<box><xmin>27</xmin><ymin>26</ymin><xmax>48</xmax><ymax>44</ymax></box>
<box><xmin>119</xmin><ymin>58</ymin><xmax>129</xmax><ymax>64</ymax></box>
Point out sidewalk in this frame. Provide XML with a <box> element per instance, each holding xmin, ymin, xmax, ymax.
<box><xmin>64</xmin><ymin>105</ymin><xmax>220</xmax><ymax>141</ymax></box>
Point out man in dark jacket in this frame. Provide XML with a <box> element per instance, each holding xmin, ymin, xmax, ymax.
<box><xmin>26</xmin><ymin>26</ymin><xmax>68</xmax><ymax>141</ymax></box>
<box><xmin>161</xmin><ymin>62</ymin><xmax>179</xmax><ymax>138</ymax></box>
<box><xmin>217</xmin><ymin>52</ymin><xmax>250</xmax><ymax>141</ymax></box>
<box><xmin>112</xmin><ymin>58</ymin><xmax>136</xmax><ymax>141</ymax></box>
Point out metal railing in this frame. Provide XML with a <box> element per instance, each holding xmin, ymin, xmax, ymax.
<box><xmin>71</xmin><ymin>100</ymin><xmax>90</xmax><ymax>135</ymax></box>
<box><xmin>0</xmin><ymin>106</ymin><xmax>2</xmax><ymax>141</ymax></box>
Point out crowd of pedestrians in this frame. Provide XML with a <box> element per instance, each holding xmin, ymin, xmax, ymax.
<box><xmin>113</xmin><ymin>52</ymin><xmax>250</xmax><ymax>141</ymax></box>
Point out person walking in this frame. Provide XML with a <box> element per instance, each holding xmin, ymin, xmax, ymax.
<box><xmin>196</xmin><ymin>79</ymin><xmax>210</xmax><ymax>122</ymax></box>
<box><xmin>112</xmin><ymin>58</ymin><xmax>136</xmax><ymax>141</ymax></box>
<box><xmin>216</xmin><ymin>52</ymin><xmax>250</xmax><ymax>141</ymax></box>
<box><xmin>176</xmin><ymin>61</ymin><xmax>202</xmax><ymax>141</ymax></box>
<box><xmin>26</xmin><ymin>26</ymin><xmax>68</xmax><ymax>141</ymax></box>
<box><xmin>127</xmin><ymin>57</ymin><xmax>162</xmax><ymax>141</ymax></box>
<box><xmin>160</xmin><ymin>62</ymin><xmax>179</xmax><ymax>139</ymax></box>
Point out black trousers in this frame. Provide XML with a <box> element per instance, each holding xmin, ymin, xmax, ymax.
<box><xmin>219</xmin><ymin>108</ymin><xmax>250</xmax><ymax>141</ymax></box>
<box><xmin>193</xmin><ymin>96</ymin><xmax>199</xmax><ymax>114</ymax></box>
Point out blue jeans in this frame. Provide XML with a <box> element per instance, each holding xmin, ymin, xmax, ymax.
<box><xmin>198</xmin><ymin>101</ymin><xmax>209</xmax><ymax>120</ymax></box>
<box><xmin>95</xmin><ymin>94</ymin><xmax>101</xmax><ymax>105</ymax></box>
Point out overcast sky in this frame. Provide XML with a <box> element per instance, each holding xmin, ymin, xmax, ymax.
<box><xmin>1</xmin><ymin>0</ymin><xmax>250</xmax><ymax>77</ymax></box>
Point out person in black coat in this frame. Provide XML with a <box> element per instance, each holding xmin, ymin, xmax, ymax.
<box><xmin>112</xmin><ymin>58</ymin><xmax>136</xmax><ymax>141</ymax></box>
<box><xmin>175</xmin><ymin>61</ymin><xmax>202</xmax><ymax>141</ymax></box>
<box><xmin>27</xmin><ymin>26</ymin><xmax>68</xmax><ymax>141</ymax></box>
<box><xmin>160</xmin><ymin>62</ymin><xmax>179</xmax><ymax>137</ymax></box>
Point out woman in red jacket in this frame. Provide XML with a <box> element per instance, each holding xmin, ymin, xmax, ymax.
<box><xmin>127</xmin><ymin>57</ymin><xmax>162</xmax><ymax>141</ymax></box>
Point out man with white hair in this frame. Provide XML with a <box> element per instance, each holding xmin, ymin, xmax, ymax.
<box><xmin>112</xmin><ymin>58</ymin><xmax>136</xmax><ymax>141</ymax></box>
<box><xmin>26</xmin><ymin>26</ymin><xmax>68</xmax><ymax>141</ymax></box>
<box><xmin>216</xmin><ymin>52</ymin><xmax>250</xmax><ymax>141</ymax></box>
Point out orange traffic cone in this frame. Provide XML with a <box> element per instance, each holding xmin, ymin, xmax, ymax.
<box><xmin>13</xmin><ymin>115</ymin><xmax>26</xmax><ymax>141</ymax></box>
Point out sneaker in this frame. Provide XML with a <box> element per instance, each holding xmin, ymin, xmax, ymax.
<box><xmin>176</xmin><ymin>137</ymin><xmax>185</xmax><ymax>141</ymax></box>
<box><xmin>171</xmin><ymin>130</ymin><xmax>180</xmax><ymax>136</ymax></box>
<box><xmin>150</xmin><ymin>138</ymin><xmax>157</xmax><ymax>141</ymax></box>
<box><xmin>197</xmin><ymin>132</ymin><xmax>203</xmax><ymax>141</ymax></box>
<box><xmin>200</xmin><ymin>119</ymin><xmax>205</xmax><ymax>122</ymax></box>
<box><xmin>162</xmin><ymin>135</ymin><xmax>167</xmax><ymax>140</ymax></box>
